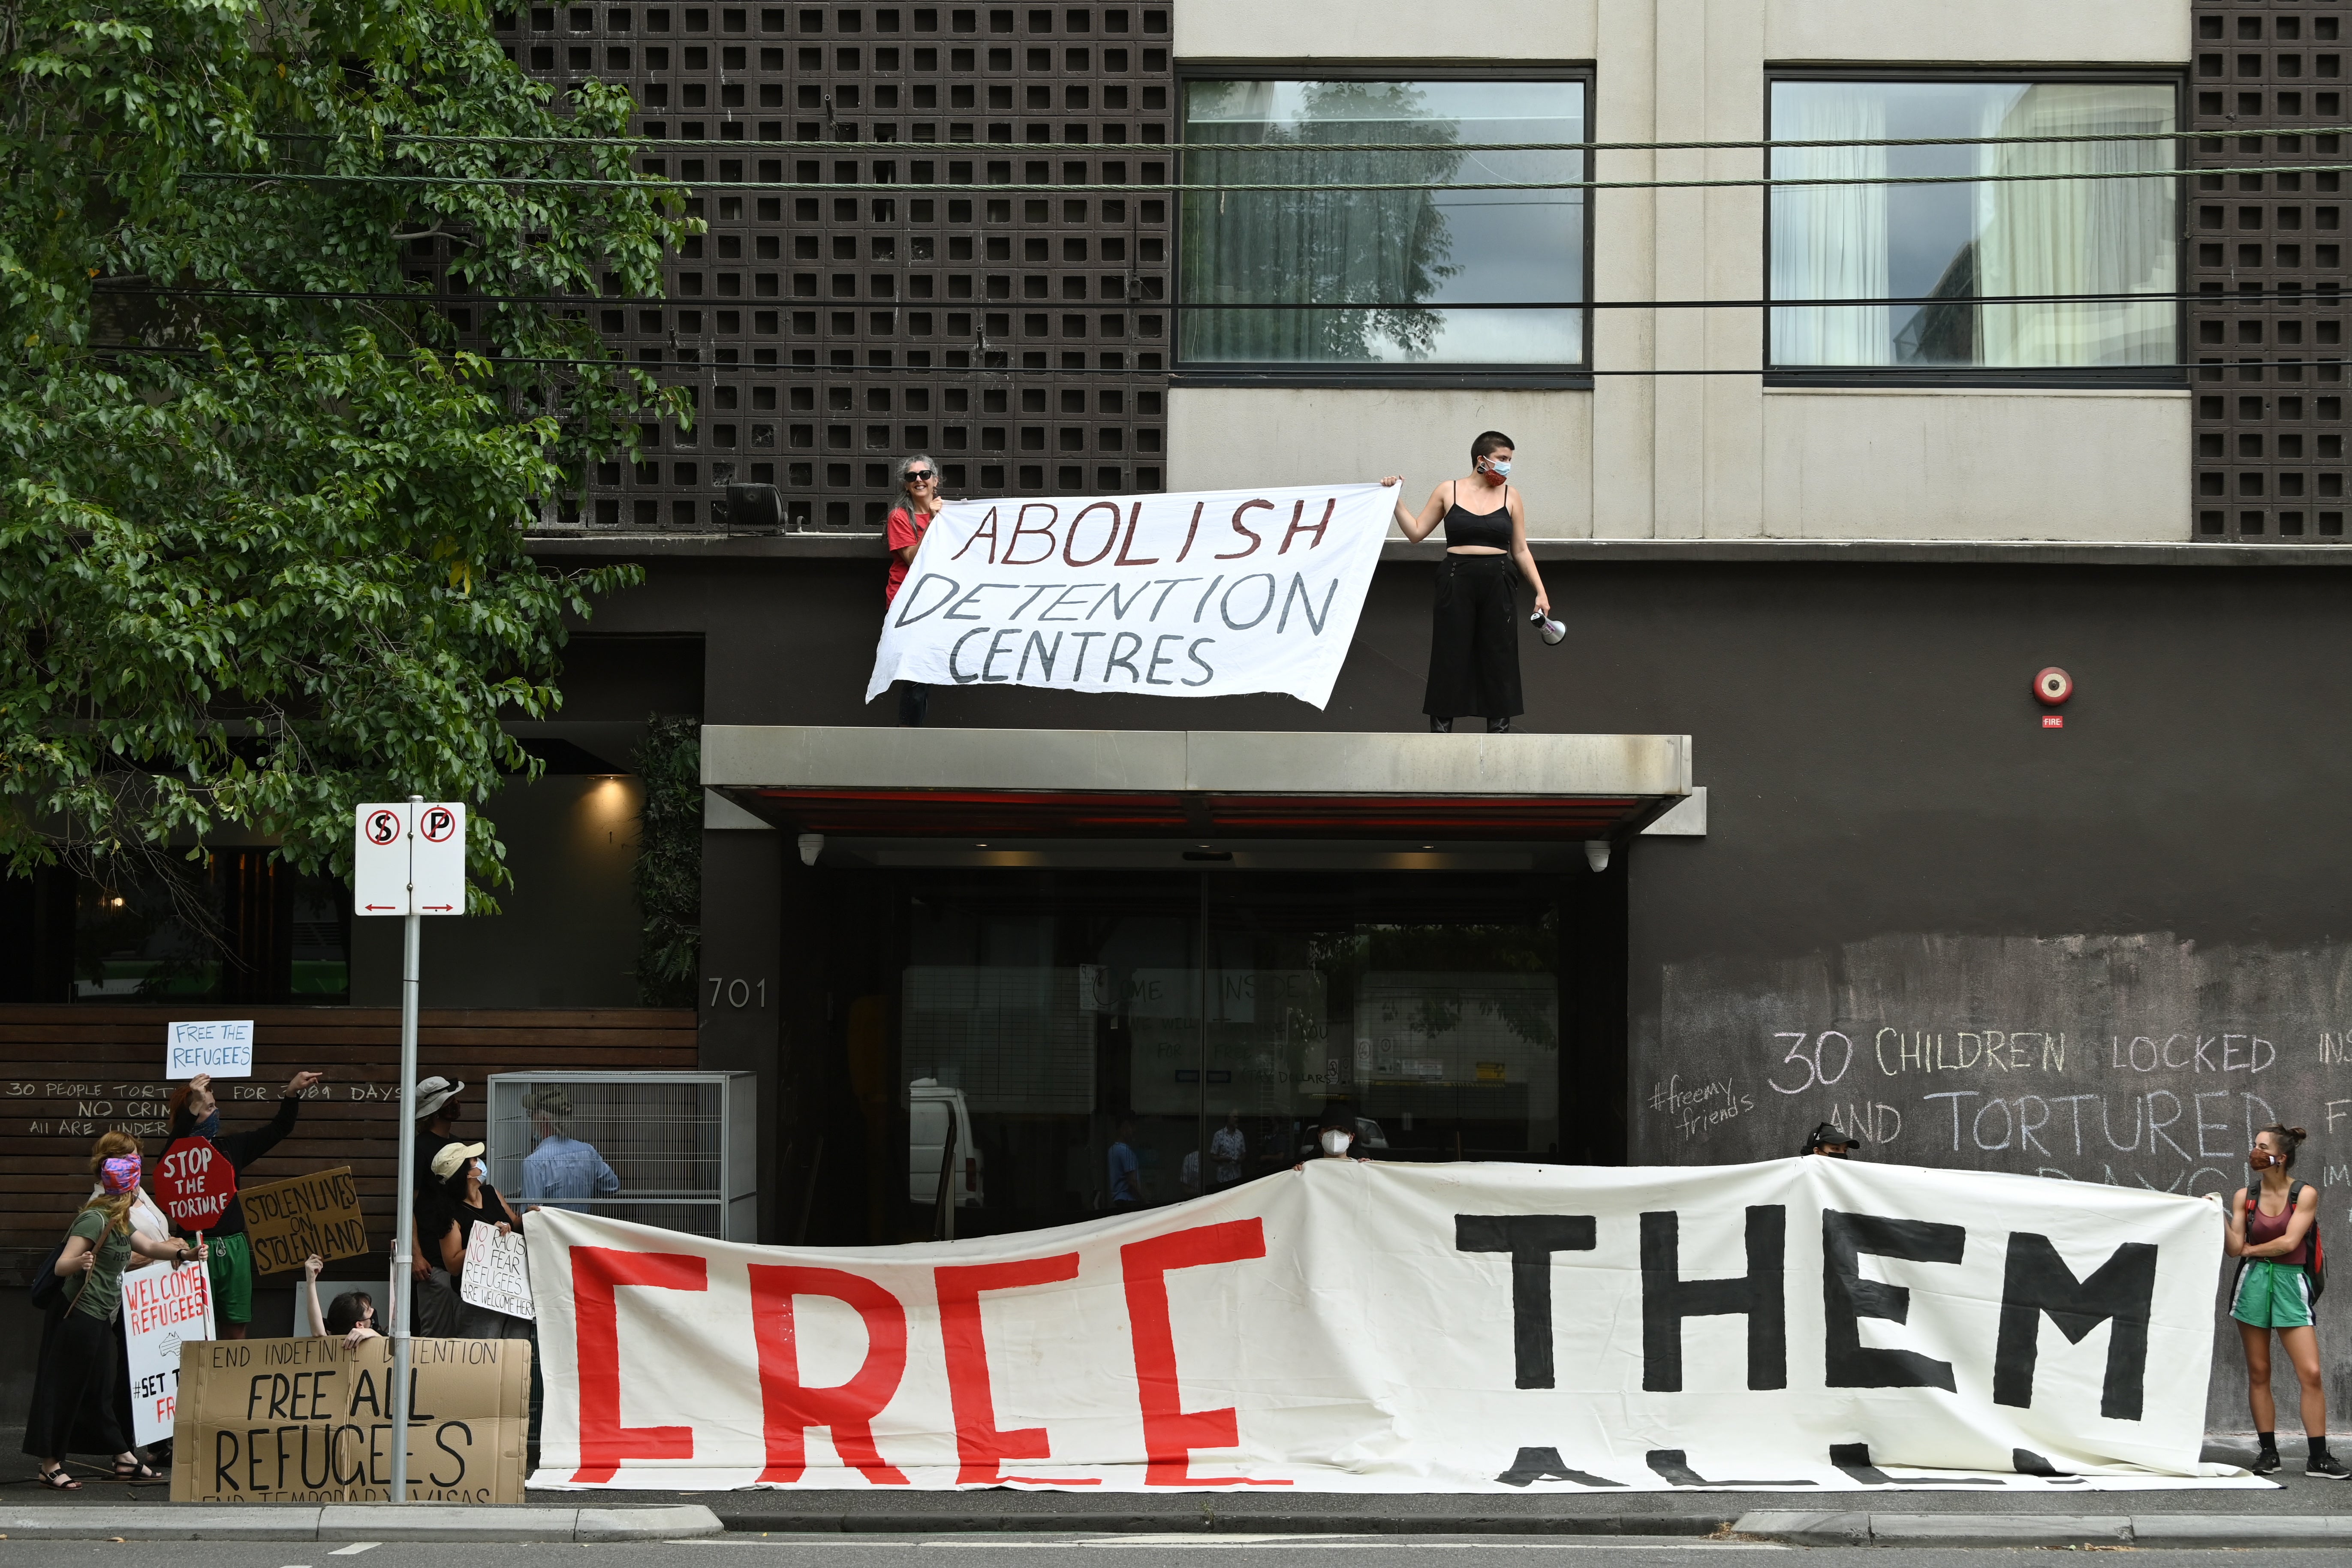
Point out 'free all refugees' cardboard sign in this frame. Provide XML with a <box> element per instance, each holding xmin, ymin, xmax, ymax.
<box><xmin>169</xmin><ymin>1334</ymin><xmax>529</xmax><ymax>1503</ymax></box>
<box><xmin>239</xmin><ymin>1166</ymin><xmax>368</xmax><ymax>1276</ymax></box>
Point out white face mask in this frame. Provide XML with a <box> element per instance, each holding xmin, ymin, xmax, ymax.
<box><xmin>1319</xmin><ymin>1129</ymin><xmax>1354</xmax><ymax>1157</ymax></box>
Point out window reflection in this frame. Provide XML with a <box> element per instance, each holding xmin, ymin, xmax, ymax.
<box><xmin>1181</xmin><ymin>79</ymin><xmax>1588</xmax><ymax>367</ymax></box>
<box><xmin>1769</xmin><ymin>79</ymin><xmax>2177</xmax><ymax>369</ymax></box>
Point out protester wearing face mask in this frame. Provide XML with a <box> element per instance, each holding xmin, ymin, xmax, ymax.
<box><xmin>81</xmin><ymin>1132</ymin><xmax>174</xmax><ymax>1469</ymax></box>
<box><xmin>164</xmin><ymin>1068</ymin><xmax>325</xmax><ymax>1341</ymax></box>
<box><xmin>1297</xmin><ymin>1104</ymin><xmax>1373</xmax><ymax>1169</ymax></box>
<box><xmin>1380</xmin><ymin>430</ymin><xmax>1550</xmax><ymax>734</ymax></box>
<box><xmin>419</xmin><ymin>1141</ymin><xmax>530</xmax><ymax>1339</ymax></box>
<box><xmin>2219</xmin><ymin>1124</ymin><xmax>2343</xmax><ymax>1478</ymax></box>
<box><xmin>1801</xmin><ymin>1123</ymin><xmax>1861</xmax><ymax>1159</ymax></box>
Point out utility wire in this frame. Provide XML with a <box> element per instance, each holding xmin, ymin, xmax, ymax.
<box><xmin>289</xmin><ymin>124</ymin><xmax>2352</xmax><ymax>153</ymax></box>
<box><xmin>187</xmin><ymin>162</ymin><xmax>2311</xmax><ymax>192</ymax></box>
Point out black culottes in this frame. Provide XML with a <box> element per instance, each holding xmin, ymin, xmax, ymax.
<box><xmin>22</xmin><ymin>1305</ymin><xmax>126</xmax><ymax>1460</ymax></box>
<box><xmin>1422</xmin><ymin>553</ymin><xmax>1523</xmax><ymax>719</ymax></box>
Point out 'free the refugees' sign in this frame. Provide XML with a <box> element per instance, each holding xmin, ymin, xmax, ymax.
<box><xmin>864</xmin><ymin>483</ymin><xmax>1391</xmax><ymax>709</ymax></box>
<box><xmin>240</xmin><ymin>1166</ymin><xmax>368</xmax><ymax>1276</ymax></box>
<box><xmin>526</xmin><ymin>1161</ymin><xmax>2251</xmax><ymax>1493</ymax></box>
<box><xmin>169</xmin><ymin>1334</ymin><xmax>529</xmax><ymax>1503</ymax></box>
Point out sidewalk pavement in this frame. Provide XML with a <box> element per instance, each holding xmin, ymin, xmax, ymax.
<box><xmin>0</xmin><ymin>1503</ymin><xmax>722</xmax><ymax>1542</ymax></box>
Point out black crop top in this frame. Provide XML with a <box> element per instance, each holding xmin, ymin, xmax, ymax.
<box><xmin>1442</xmin><ymin>483</ymin><xmax>1512</xmax><ymax>551</ymax></box>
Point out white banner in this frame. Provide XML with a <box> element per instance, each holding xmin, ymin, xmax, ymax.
<box><xmin>122</xmin><ymin>1261</ymin><xmax>212</xmax><ymax>1446</ymax></box>
<box><xmin>864</xmin><ymin>482</ymin><xmax>1391</xmax><ymax>709</ymax></box>
<box><xmin>524</xmin><ymin>1160</ymin><xmax>2256</xmax><ymax>1493</ymax></box>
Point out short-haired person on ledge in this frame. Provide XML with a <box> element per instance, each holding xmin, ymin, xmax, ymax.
<box><xmin>884</xmin><ymin>453</ymin><xmax>946</xmax><ymax>727</ymax></box>
<box><xmin>1382</xmin><ymin>430</ymin><xmax>1549</xmax><ymax>734</ymax></box>
<box><xmin>2218</xmin><ymin>1124</ymin><xmax>2346</xmax><ymax>1478</ymax></box>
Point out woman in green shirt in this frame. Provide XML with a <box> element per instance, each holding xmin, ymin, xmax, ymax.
<box><xmin>24</xmin><ymin>1153</ymin><xmax>203</xmax><ymax>1490</ymax></box>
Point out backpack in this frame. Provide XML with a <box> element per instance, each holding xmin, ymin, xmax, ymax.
<box><xmin>2233</xmin><ymin>1180</ymin><xmax>2326</xmax><ymax>1304</ymax></box>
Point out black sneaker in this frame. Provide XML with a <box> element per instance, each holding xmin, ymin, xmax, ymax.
<box><xmin>2252</xmin><ymin>1449</ymin><xmax>2283</xmax><ymax>1475</ymax></box>
<box><xmin>2308</xmin><ymin>1454</ymin><xmax>2349</xmax><ymax>1480</ymax></box>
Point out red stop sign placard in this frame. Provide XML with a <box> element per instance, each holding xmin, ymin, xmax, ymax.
<box><xmin>155</xmin><ymin>1135</ymin><xmax>237</xmax><ymax>1230</ymax></box>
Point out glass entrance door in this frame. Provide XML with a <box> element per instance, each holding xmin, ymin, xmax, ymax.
<box><xmin>879</xmin><ymin>870</ymin><xmax>1570</xmax><ymax>1243</ymax></box>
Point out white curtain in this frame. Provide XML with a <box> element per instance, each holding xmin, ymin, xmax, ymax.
<box><xmin>1975</xmin><ymin>85</ymin><xmax>2175</xmax><ymax>367</ymax></box>
<box><xmin>1770</xmin><ymin>90</ymin><xmax>1891</xmax><ymax>366</ymax></box>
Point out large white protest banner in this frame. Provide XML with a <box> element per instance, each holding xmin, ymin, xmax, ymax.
<box><xmin>525</xmin><ymin>1160</ymin><xmax>2254</xmax><ymax>1493</ymax></box>
<box><xmin>864</xmin><ymin>482</ymin><xmax>1390</xmax><ymax>709</ymax></box>
<box><xmin>121</xmin><ymin>1261</ymin><xmax>212</xmax><ymax>1446</ymax></box>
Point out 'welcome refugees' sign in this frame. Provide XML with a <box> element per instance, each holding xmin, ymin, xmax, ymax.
<box><xmin>864</xmin><ymin>482</ymin><xmax>1391</xmax><ymax>709</ymax></box>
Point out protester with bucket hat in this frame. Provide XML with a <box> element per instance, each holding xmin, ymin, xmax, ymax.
<box><xmin>163</xmin><ymin>1068</ymin><xmax>324</xmax><ymax>1339</ymax></box>
<box><xmin>519</xmin><ymin>1084</ymin><xmax>621</xmax><ymax>1213</ymax></box>
<box><xmin>24</xmin><ymin>1147</ymin><xmax>205</xmax><ymax>1489</ymax></box>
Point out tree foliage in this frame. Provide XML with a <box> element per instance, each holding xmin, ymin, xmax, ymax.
<box><xmin>0</xmin><ymin>0</ymin><xmax>694</xmax><ymax>906</ymax></box>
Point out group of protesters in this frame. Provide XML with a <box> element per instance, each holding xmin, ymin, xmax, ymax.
<box><xmin>22</xmin><ymin>1065</ymin><xmax>618</xmax><ymax>1488</ymax></box>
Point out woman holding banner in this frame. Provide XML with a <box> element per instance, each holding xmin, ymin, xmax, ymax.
<box><xmin>883</xmin><ymin>453</ymin><xmax>946</xmax><ymax>727</ymax></box>
<box><xmin>2223</xmin><ymin>1124</ymin><xmax>2346</xmax><ymax>1478</ymax></box>
<box><xmin>78</xmin><ymin>1132</ymin><xmax>175</xmax><ymax>1470</ymax></box>
<box><xmin>1382</xmin><ymin>431</ymin><xmax>1550</xmax><ymax>734</ymax></box>
<box><xmin>25</xmin><ymin>1150</ymin><xmax>204</xmax><ymax>1489</ymax></box>
<box><xmin>419</xmin><ymin>1140</ymin><xmax>531</xmax><ymax>1339</ymax></box>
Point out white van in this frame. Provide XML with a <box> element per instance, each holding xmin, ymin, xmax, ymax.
<box><xmin>908</xmin><ymin>1078</ymin><xmax>985</xmax><ymax>1215</ymax></box>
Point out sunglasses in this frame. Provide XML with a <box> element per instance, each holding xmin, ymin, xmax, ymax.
<box><xmin>904</xmin><ymin>469</ymin><xmax>937</xmax><ymax>483</ymax></box>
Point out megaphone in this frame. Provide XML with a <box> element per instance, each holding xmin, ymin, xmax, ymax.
<box><xmin>1530</xmin><ymin>611</ymin><xmax>1565</xmax><ymax>647</ymax></box>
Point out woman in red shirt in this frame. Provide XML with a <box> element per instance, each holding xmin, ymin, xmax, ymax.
<box><xmin>884</xmin><ymin>453</ymin><xmax>945</xmax><ymax>726</ymax></box>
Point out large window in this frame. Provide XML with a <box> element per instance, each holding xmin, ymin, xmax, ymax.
<box><xmin>1769</xmin><ymin>78</ymin><xmax>2178</xmax><ymax>373</ymax></box>
<box><xmin>1180</xmin><ymin>77</ymin><xmax>1588</xmax><ymax>370</ymax></box>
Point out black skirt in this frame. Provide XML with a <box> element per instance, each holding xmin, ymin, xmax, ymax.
<box><xmin>22</xmin><ymin>1303</ymin><xmax>126</xmax><ymax>1460</ymax></box>
<box><xmin>1423</xmin><ymin>553</ymin><xmax>1524</xmax><ymax>719</ymax></box>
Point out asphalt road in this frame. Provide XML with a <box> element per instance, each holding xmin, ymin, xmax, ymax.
<box><xmin>3</xmin><ymin>1540</ymin><xmax>2343</xmax><ymax>1568</ymax></box>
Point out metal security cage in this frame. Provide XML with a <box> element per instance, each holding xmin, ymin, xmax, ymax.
<box><xmin>486</xmin><ymin>1070</ymin><xmax>756</xmax><ymax>1241</ymax></box>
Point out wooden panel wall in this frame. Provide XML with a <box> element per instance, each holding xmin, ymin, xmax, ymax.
<box><xmin>0</xmin><ymin>1006</ymin><xmax>697</xmax><ymax>1277</ymax></box>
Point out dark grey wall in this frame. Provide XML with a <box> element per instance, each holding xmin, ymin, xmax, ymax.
<box><xmin>579</xmin><ymin>548</ymin><xmax>2352</xmax><ymax>1439</ymax></box>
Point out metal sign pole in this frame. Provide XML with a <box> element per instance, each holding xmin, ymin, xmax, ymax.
<box><xmin>388</xmin><ymin>794</ymin><xmax>421</xmax><ymax>1504</ymax></box>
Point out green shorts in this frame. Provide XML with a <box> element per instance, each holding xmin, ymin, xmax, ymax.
<box><xmin>2232</xmin><ymin>1258</ymin><xmax>2316</xmax><ymax>1330</ymax></box>
<box><xmin>207</xmin><ymin>1230</ymin><xmax>254</xmax><ymax>1325</ymax></box>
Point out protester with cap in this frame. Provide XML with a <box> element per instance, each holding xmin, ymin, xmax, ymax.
<box><xmin>419</xmin><ymin>1138</ymin><xmax>530</xmax><ymax>1339</ymax></box>
<box><xmin>25</xmin><ymin>1146</ymin><xmax>205</xmax><ymax>1489</ymax></box>
<box><xmin>1802</xmin><ymin>1122</ymin><xmax>1860</xmax><ymax>1158</ymax></box>
<box><xmin>519</xmin><ymin>1084</ymin><xmax>621</xmax><ymax>1213</ymax></box>
<box><xmin>165</xmin><ymin>1068</ymin><xmax>324</xmax><ymax>1341</ymax></box>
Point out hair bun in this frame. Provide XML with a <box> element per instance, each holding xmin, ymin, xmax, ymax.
<box><xmin>2288</xmin><ymin>1126</ymin><xmax>2310</xmax><ymax>1141</ymax></box>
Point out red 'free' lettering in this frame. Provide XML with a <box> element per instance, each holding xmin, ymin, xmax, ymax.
<box><xmin>1119</xmin><ymin>1219</ymin><xmax>1288</xmax><ymax>1487</ymax></box>
<box><xmin>750</xmin><ymin>1265</ymin><xmax>912</xmax><ymax>1485</ymax></box>
<box><xmin>569</xmin><ymin>1246</ymin><xmax>706</xmax><ymax>1483</ymax></box>
<box><xmin>934</xmin><ymin>1254</ymin><xmax>1097</xmax><ymax>1485</ymax></box>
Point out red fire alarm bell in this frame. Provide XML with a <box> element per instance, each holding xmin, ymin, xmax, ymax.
<box><xmin>2033</xmin><ymin>667</ymin><xmax>2073</xmax><ymax>706</ymax></box>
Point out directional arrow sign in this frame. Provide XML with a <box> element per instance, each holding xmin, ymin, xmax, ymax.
<box><xmin>353</xmin><ymin>801</ymin><xmax>467</xmax><ymax>917</ymax></box>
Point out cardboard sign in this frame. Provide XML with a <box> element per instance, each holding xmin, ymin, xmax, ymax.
<box><xmin>461</xmin><ymin>1221</ymin><xmax>536</xmax><ymax>1321</ymax></box>
<box><xmin>166</xmin><ymin>1020</ymin><xmax>253</xmax><ymax>1079</ymax></box>
<box><xmin>169</xmin><ymin>1334</ymin><xmax>529</xmax><ymax>1503</ymax></box>
<box><xmin>154</xmin><ymin>1136</ymin><xmax>237</xmax><ymax>1231</ymax></box>
<box><xmin>121</xmin><ymin>1262</ymin><xmax>213</xmax><ymax>1446</ymax></box>
<box><xmin>241</xmin><ymin>1167</ymin><xmax>367</xmax><ymax>1276</ymax></box>
<box><xmin>527</xmin><ymin>1161</ymin><xmax>2247</xmax><ymax>1493</ymax></box>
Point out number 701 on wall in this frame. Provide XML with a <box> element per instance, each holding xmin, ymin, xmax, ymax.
<box><xmin>1769</xmin><ymin>1031</ymin><xmax>1855</xmax><ymax>1094</ymax></box>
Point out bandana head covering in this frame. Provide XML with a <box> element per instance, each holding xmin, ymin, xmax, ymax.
<box><xmin>195</xmin><ymin>1109</ymin><xmax>221</xmax><ymax>1139</ymax></box>
<box><xmin>100</xmin><ymin>1156</ymin><xmax>142</xmax><ymax>1195</ymax></box>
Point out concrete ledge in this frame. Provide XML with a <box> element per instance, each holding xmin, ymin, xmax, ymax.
<box><xmin>0</xmin><ymin>1504</ymin><xmax>722</xmax><ymax>1543</ymax></box>
<box><xmin>1867</xmin><ymin>1512</ymin><xmax>2132</xmax><ymax>1546</ymax></box>
<box><xmin>2128</xmin><ymin>1513</ymin><xmax>2352</xmax><ymax>1546</ymax></box>
<box><xmin>0</xmin><ymin>1506</ymin><xmax>324</xmax><ymax>1541</ymax></box>
<box><xmin>1729</xmin><ymin>1510</ymin><xmax>1869</xmax><ymax>1545</ymax></box>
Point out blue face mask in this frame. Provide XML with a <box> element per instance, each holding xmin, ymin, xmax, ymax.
<box><xmin>1486</xmin><ymin>459</ymin><xmax>1512</xmax><ymax>478</ymax></box>
<box><xmin>196</xmin><ymin>1110</ymin><xmax>221</xmax><ymax>1139</ymax></box>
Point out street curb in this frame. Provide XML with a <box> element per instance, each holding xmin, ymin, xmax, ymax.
<box><xmin>711</xmin><ymin>1509</ymin><xmax>1738</xmax><ymax>1536</ymax></box>
<box><xmin>1732</xmin><ymin>1510</ymin><xmax>2352</xmax><ymax>1547</ymax></box>
<box><xmin>0</xmin><ymin>1504</ymin><xmax>723</xmax><ymax>1543</ymax></box>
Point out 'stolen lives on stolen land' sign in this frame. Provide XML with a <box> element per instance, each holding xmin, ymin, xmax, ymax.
<box><xmin>170</xmin><ymin>1334</ymin><xmax>529</xmax><ymax>1503</ymax></box>
<box><xmin>240</xmin><ymin>1166</ymin><xmax>367</xmax><ymax>1276</ymax></box>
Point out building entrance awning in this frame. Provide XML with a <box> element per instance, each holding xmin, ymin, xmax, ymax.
<box><xmin>705</xmin><ymin>727</ymin><xmax>1691</xmax><ymax>870</ymax></box>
